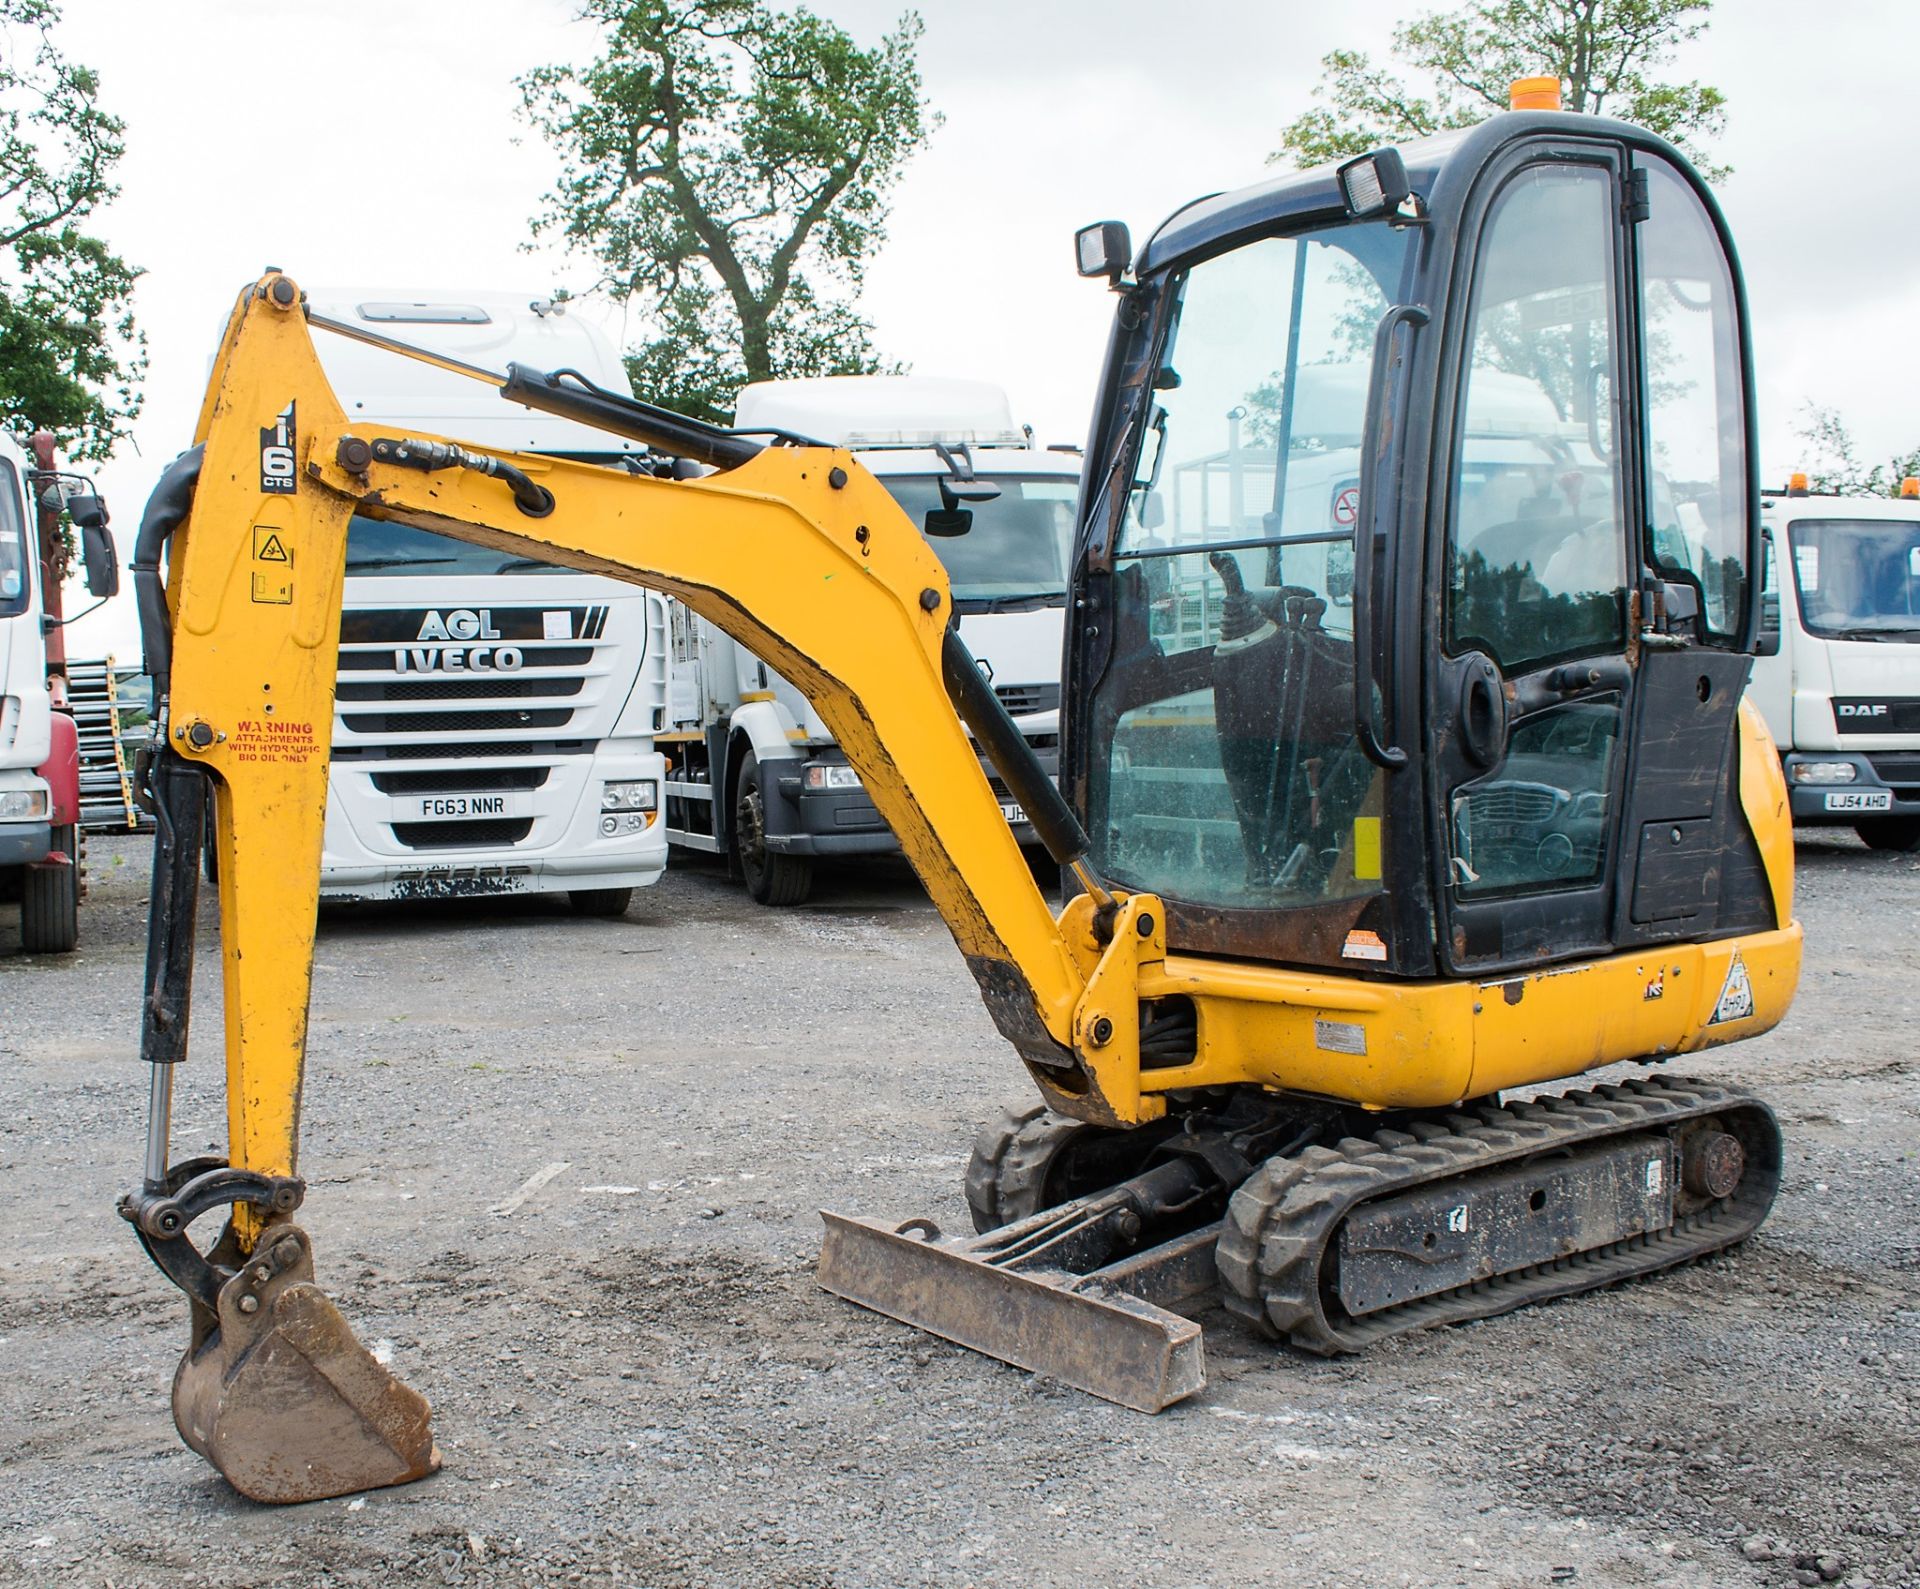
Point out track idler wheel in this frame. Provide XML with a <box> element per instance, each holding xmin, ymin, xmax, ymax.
<box><xmin>169</xmin><ymin>1223</ymin><xmax>440</xmax><ymax>1504</ymax></box>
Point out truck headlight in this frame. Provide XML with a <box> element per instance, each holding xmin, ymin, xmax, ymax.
<box><xmin>803</xmin><ymin>764</ymin><xmax>861</xmax><ymax>792</ymax></box>
<box><xmin>601</xmin><ymin>779</ymin><xmax>657</xmax><ymax>812</ymax></box>
<box><xmin>1790</xmin><ymin>761</ymin><xmax>1858</xmax><ymax>785</ymax></box>
<box><xmin>0</xmin><ymin>787</ymin><xmax>51</xmax><ymax>821</ymax></box>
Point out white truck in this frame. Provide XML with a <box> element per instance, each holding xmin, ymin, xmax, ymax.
<box><xmin>1749</xmin><ymin>478</ymin><xmax>1920</xmax><ymax>850</ymax></box>
<box><xmin>0</xmin><ymin>431</ymin><xmax>117</xmax><ymax>950</ymax></box>
<box><xmin>660</xmin><ymin>376</ymin><xmax>1079</xmax><ymax>904</ymax></box>
<box><xmin>303</xmin><ymin>291</ymin><xmax>670</xmax><ymax>912</ymax></box>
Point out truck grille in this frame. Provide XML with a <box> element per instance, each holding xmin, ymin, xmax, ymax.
<box><xmin>337</xmin><ymin>676</ymin><xmax>584</xmax><ymax>703</ymax></box>
<box><xmin>1869</xmin><ymin>753</ymin><xmax>1920</xmax><ymax>790</ymax></box>
<box><xmin>370</xmin><ymin>767</ymin><xmax>551</xmax><ymax>795</ymax></box>
<box><xmin>1463</xmin><ymin>783</ymin><xmax>1560</xmax><ymax>826</ymax></box>
<box><xmin>392</xmin><ymin>817</ymin><xmax>534</xmax><ymax>850</ymax></box>
<box><xmin>333</xmin><ymin>602</ymin><xmax>634</xmax><ymax>857</ymax></box>
<box><xmin>340</xmin><ymin>707</ymin><xmax>574</xmax><ymax>736</ymax></box>
<box><xmin>995</xmin><ymin>682</ymin><xmax>1061</xmax><ymax>715</ymax></box>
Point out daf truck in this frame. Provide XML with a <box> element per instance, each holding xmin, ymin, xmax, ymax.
<box><xmin>660</xmin><ymin>376</ymin><xmax>1079</xmax><ymax>904</ymax></box>
<box><xmin>304</xmin><ymin>292</ymin><xmax>669</xmax><ymax>911</ymax></box>
<box><xmin>1750</xmin><ymin>476</ymin><xmax>1920</xmax><ymax>849</ymax></box>
<box><xmin>0</xmin><ymin>431</ymin><xmax>116</xmax><ymax>951</ymax></box>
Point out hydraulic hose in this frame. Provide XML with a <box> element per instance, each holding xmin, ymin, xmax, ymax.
<box><xmin>940</xmin><ymin>626</ymin><xmax>1089</xmax><ymax>870</ymax></box>
<box><xmin>132</xmin><ymin>446</ymin><xmax>204</xmax><ymax>700</ymax></box>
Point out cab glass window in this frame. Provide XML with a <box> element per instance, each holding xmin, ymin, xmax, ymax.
<box><xmin>1446</xmin><ymin>163</ymin><xmax>1628</xmax><ymax>673</ymax></box>
<box><xmin>0</xmin><ymin>462</ymin><xmax>30</xmax><ymax>617</ymax></box>
<box><xmin>1638</xmin><ymin>157</ymin><xmax>1748</xmax><ymax>637</ymax></box>
<box><xmin>1086</xmin><ymin>222</ymin><xmax>1410</xmax><ymax>912</ymax></box>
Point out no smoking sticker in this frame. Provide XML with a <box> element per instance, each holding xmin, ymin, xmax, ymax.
<box><xmin>1332</xmin><ymin>485</ymin><xmax>1360</xmax><ymax>526</ymax></box>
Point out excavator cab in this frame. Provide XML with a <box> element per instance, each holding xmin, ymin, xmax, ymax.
<box><xmin>1068</xmin><ymin>114</ymin><xmax>1774</xmax><ymax>982</ymax></box>
<box><xmin>121</xmin><ymin>102</ymin><xmax>1800</xmax><ymax>1501</ymax></box>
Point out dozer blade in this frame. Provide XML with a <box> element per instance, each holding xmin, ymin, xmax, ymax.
<box><xmin>169</xmin><ymin>1224</ymin><xmax>440</xmax><ymax>1504</ymax></box>
<box><xmin>818</xmin><ymin>1210</ymin><xmax>1207</xmax><ymax>1413</ymax></box>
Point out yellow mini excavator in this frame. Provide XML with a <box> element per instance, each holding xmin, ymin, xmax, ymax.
<box><xmin>121</xmin><ymin>96</ymin><xmax>1801</xmax><ymax>1502</ymax></box>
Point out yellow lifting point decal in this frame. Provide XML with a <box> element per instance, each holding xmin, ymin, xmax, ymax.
<box><xmin>1351</xmin><ymin>816</ymin><xmax>1382</xmax><ymax>881</ymax></box>
<box><xmin>250</xmin><ymin>523</ymin><xmax>293</xmax><ymax>605</ymax></box>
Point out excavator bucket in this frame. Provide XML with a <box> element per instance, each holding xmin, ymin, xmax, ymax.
<box><xmin>818</xmin><ymin>1210</ymin><xmax>1210</xmax><ymax>1413</ymax></box>
<box><xmin>169</xmin><ymin>1224</ymin><xmax>439</xmax><ymax>1504</ymax></box>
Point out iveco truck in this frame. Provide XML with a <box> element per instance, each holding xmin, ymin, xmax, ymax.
<box><xmin>1750</xmin><ymin>476</ymin><xmax>1920</xmax><ymax>849</ymax></box>
<box><xmin>0</xmin><ymin>431</ymin><xmax>116</xmax><ymax>951</ymax></box>
<box><xmin>305</xmin><ymin>292</ymin><xmax>669</xmax><ymax>912</ymax></box>
<box><xmin>660</xmin><ymin>376</ymin><xmax>1079</xmax><ymax>905</ymax></box>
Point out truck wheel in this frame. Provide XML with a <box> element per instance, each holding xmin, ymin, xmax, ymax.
<box><xmin>20</xmin><ymin>826</ymin><xmax>80</xmax><ymax>953</ymax></box>
<box><xmin>1855</xmin><ymin>816</ymin><xmax>1920</xmax><ymax>852</ymax></box>
<box><xmin>732</xmin><ymin>751</ymin><xmax>812</xmax><ymax>906</ymax></box>
<box><xmin>568</xmin><ymin>887</ymin><xmax>633</xmax><ymax>917</ymax></box>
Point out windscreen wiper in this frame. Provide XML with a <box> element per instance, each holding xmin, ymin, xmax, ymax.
<box><xmin>343</xmin><ymin>556</ymin><xmax>461</xmax><ymax>572</ymax></box>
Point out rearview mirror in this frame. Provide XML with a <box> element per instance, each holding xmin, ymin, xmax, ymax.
<box><xmin>924</xmin><ymin>508</ymin><xmax>973</xmax><ymax>538</ymax></box>
<box><xmin>938</xmin><ymin>475</ymin><xmax>1000</xmax><ymax>509</ymax></box>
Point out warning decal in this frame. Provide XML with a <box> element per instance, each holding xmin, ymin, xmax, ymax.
<box><xmin>250</xmin><ymin>523</ymin><xmax>293</xmax><ymax>605</ymax></box>
<box><xmin>230</xmin><ymin>718</ymin><xmax>320</xmax><ymax>766</ymax></box>
<box><xmin>1710</xmin><ymin>953</ymin><xmax>1755</xmax><ymax>1025</ymax></box>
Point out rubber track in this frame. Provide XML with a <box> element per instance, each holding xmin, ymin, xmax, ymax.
<box><xmin>1215</xmin><ymin>1075</ymin><xmax>1781</xmax><ymax>1354</ymax></box>
<box><xmin>965</xmin><ymin>1104</ymin><xmax>1069</xmax><ymax>1233</ymax></box>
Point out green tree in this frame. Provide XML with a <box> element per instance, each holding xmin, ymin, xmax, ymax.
<box><xmin>0</xmin><ymin>0</ymin><xmax>143</xmax><ymax>462</ymax></box>
<box><xmin>1276</xmin><ymin>0</ymin><xmax>1728</xmax><ymax>179</ymax></box>
<box><xmin>1793</xmin><ymin>403</ymin><xmax>1920</xmax><ymax>498</ymax></box>
<box><xmin>520</xmin><ymin>0</ymin><xmax>935</xmax><ymax>424</ymax></box>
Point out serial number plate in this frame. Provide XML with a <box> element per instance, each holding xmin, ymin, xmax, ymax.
<box><xmin>1000</xmin><ymin>802</ymin><xmax>1027</xmax><ymax>825</ymax></box>
<box><xmin>411</xmin><ymin>793</ymin><xmax>516</xmax><ymax>819</ymax></box>
<box><xmin>1824</xmin><ymin>790</ymin><xmax>1893</xmax><ymax>812</ymax></box>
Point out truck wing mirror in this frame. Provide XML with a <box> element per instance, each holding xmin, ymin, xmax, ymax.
<box><xmin>70</xmin><ymin>496</ymin><xmax>120</xmax><ymax>599</ymax></box>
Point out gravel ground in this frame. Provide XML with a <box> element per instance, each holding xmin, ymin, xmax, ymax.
<box><xmin>2</xmin><ymin>829</ymin><xmax>1917</xmax><ymax>1589</ymax></box>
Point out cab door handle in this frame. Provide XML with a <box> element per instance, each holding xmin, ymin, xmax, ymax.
<box><xmin>1459</xmin><ymin>655</ymin><xmax>1506</xmax><ymax>769</ymax></box>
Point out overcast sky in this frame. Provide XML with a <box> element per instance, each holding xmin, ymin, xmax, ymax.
<box><xmin>44</xmin><ymin>0</ymin><xmax>1920</xmax><ymax>658</ymax></box>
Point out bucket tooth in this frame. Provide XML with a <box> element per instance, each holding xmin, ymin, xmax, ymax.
<box><xmin>818</xmin><ymin>1210</ymin><xmax>1207</xmax><ymax>1413</ymax></box>
<box><xmin>169</xmin><ymin>1224</ymin><xmax>439</xmax><ymax>1504</ymax></box>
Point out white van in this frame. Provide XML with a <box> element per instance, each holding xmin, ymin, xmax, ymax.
<box><xmin>1749</xmin><ymin>480</ymin><xmax>1920</xmax><ymax>849</ymax></box>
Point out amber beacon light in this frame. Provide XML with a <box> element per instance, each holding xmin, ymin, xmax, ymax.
<box><xmin>1509</xmin><ymin>75</ymin><xmax>1563</xmax><ymax>111</ymax></box>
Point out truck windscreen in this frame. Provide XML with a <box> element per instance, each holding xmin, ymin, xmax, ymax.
<box><xmin>0</xmin><ymin>461</ymin><xmax>29</xmax><ymax>617</ymax></box>
<box><xmin>1789</xmin><ymin>518</ymin><xmax>1920</xmax><ymax>639</ymax></box>
<box><xmin>883</xmin><ymin>476</ymin><xmax>1078</xmax><ymax>611</ymax></box>
<box><xmin>344</xmin><ymin>515</ymin><xmax>571</xmax><ymax>577</ymax></box>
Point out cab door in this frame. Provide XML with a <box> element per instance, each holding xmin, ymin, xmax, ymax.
<box><xmin>1429</xmin><ymin>143</ymin><xmax>1763</xmax><ymax>973</ymax></box>
<box><xmin>1429</xmin><ymin>150</ymin><xmax>1638</xmax><ymax>969</ymax></box>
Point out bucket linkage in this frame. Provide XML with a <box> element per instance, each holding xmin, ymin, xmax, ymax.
<box><xmin>119</xmin><ymin>749</ymin><xmax>438</xmax><ymax>1504</ymax></box>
